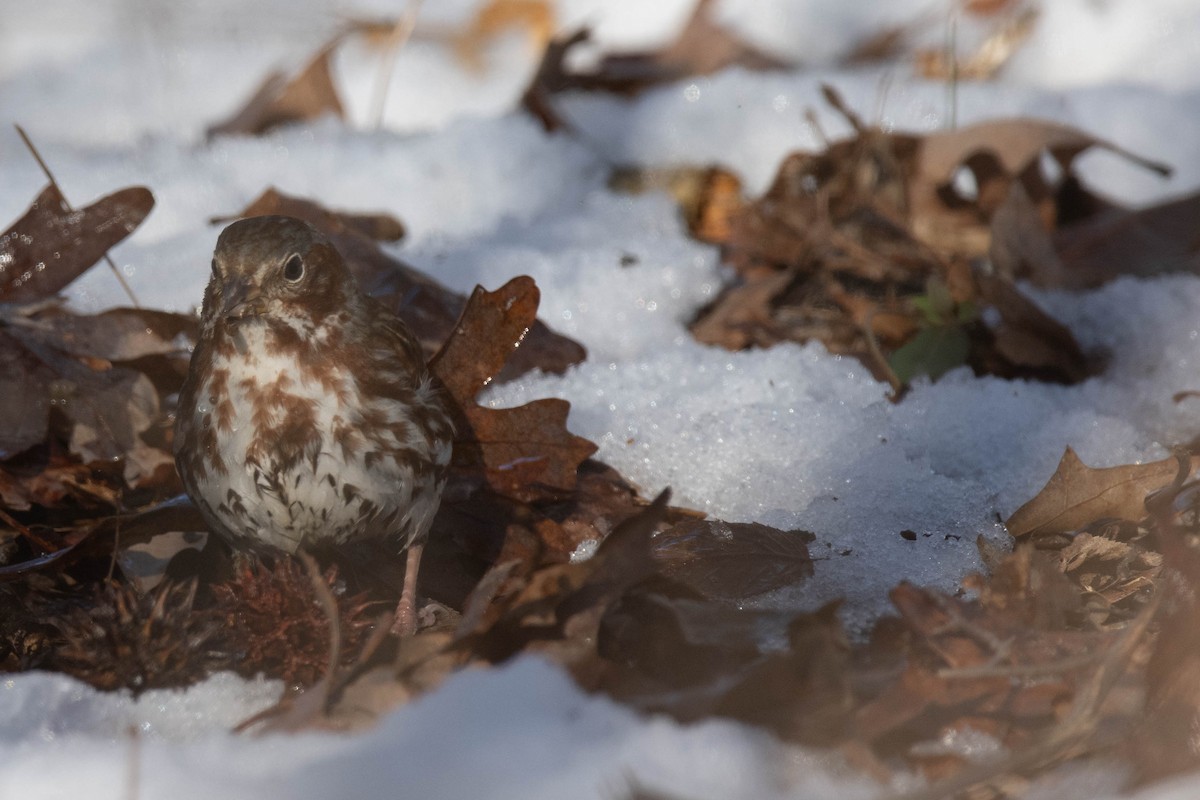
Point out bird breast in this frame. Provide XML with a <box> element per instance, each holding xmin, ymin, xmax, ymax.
<box><xmin>188</xmin><ymin>321</ymin><xmax>444</xmax><ymax>552</ymax></box>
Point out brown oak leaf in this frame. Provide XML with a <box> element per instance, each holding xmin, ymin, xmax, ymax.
<box><xmin>431</xmin><ymin>276</ymin><xmax>597</xmax><ymax>502</ymax></box>
<box><xmin>1006</xmin><ymin>447</ymin><xmax>1197</xmax><ymax>538</ymax></box>
<box><xmin>0</xmin><ymin>184</ymin><xmax>154</xmax><ymax>303</ymax></box>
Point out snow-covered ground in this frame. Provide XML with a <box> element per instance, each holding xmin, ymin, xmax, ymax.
<box><xmin>3</xmin><ymin>0</ymin><xmax>1200</xmax><ymax>797</ymax></box>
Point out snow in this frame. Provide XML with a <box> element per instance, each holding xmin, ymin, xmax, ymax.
<box><xmin>0</xmin><ymin>661</ymin><xmax>880</xmax><ymax>800</ymax></box>
<box><xmin>3</xmin><ymin>0</ymin><xmax>1200</xmax><ymax>797</ymax></box>
<box><xmin>0</xmin><ymin>671</ymin><xmax>280</xmax><ymax>742</ymax></box>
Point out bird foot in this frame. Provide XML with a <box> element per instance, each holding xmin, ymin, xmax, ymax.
<box><xmin>391</xmin><ymin>595</ymin><xmax>417</xmax><ymax>637</ymax></box>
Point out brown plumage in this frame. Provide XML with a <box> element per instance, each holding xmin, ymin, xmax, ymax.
<box><xmin>174</xmin><ymin>215</ymin><xmax>453</xmax><ymax>634</ymax></box>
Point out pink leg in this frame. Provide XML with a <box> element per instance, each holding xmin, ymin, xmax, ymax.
<box><xmin>392</xmin><ymin>542</ymin><xmax>424</xmax><ymax>637</ymax></box>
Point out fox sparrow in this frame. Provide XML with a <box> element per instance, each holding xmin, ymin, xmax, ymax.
<box><xmin>174</xmin><ymin>215</ymin><xmax>454</xmax><ymax>634</ymax></box>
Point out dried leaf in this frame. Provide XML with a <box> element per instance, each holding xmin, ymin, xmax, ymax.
<box><xmin>579</xmin><ymin>489</ymin><xmax>673</xmax><ymax>594</ymax></box>
<box><xmin>420</xmin><ymin>459</ymin><xmax>653</xmax><ymax>618</ymax></box>
<box><xmin>431</xmin><ymin>276</ymin><xmax>541</xmax><ymax>403</ymax></box>
<box><xmin>843</xmin><ymin>25</ymin><xmax>909</xmax><ymax>65</ymax></box>
<box><xmin>687</xmin><ymin>95</ymin><xmax>938</xmax><ymax>376</ymax></box>
<box><xmin>207</xmin><ymin>42</ymin><xmax>345</xmax><ymax>138</ymax></box>
<box><xmin>712</xmin><ymin>603</ymin><xmax>852</xmax><ymax>745</ymax></box>
<box><xmin>975</xmin><ymin>270</ymin><xmax>1089</xmax><ymax>382</ymax></box>
<box><xmin>429</xmin><ymin>277</ymin><xmax>596</xmax><ymax>502</ymax></box>
<box><xmin>521</xmin><ymin>1</ymin><xmax>790</xmax><ymax>127</ymax></box>
<box><xmin>688</xmin><ymin>270</ymin><xmax>795</xmax><ymax>351</ymax></box>
<box><xmin>0</xmin><ymin>329</ymin><xmax>52</xmax><ymax>458</ymax></box>
<box><xmin>0</xmin><ymin>184</ymin><xmax>154</xmax><ymax>303</ymax></box>
<box><xmin>652</xmin><ymin>519</ymin><xmax>814</xmax><ymax>600</ymax></box>
<box><xmin>965</xmin><ymin>0</ymin><xmax>1025</xmax><ymax>13</ymax></box>
<box><xmin>1136</xmin><ymin>533</ymin><xmax>1200</xmax><ymax>780</ymax></box>
<box><xmin>454</xmin><ymin>560</ymin><xmax>521</xmax><ymax>640</ymax></box>
<box><xmin>910</xmin><ymin>117</ymin><xmax>1168</xmax><ymax>265</ymax></box>
<box><xmin>1059</xmin><ymin>534</ymin><xmax>1132</xmax><ymax>574</ymax></box>
<box><xmin>917</xmin><ymin>118</ymin><xmax>1170</xmax><ymax>196</ymax></box>
<box><xmin>59</xmin><ymin>366</ymin><xmax>160</xmax><ymax>464</ymax></box>
<box><xmin>0</xmin><ymin>459</ymin><xmax>121</xmax><ymax>514</ymax></box>
<box><xmin>460</xmin><ymin>400</ymin><xmax>597</xmax><ymax>502</ymax></box>
<box><xmin>3</xmin><ymin>305</ymin><xmax>197</xmax><ymax>363</ymax></box>
<box><xmin>966</xmin><ymin>543</ymin><xmax>1082</xmax><ymax>629</ymax></box>
<box><xmin>1007</xmin><ymin>448</ymin><xmax>1194</xmax><ymax>538</ymax></box>
<box><xmin>589</xmin><ymin>0</ymin><xmax>791</xmax><ymax>91</ymax></box>
<box><xmin>468</xmin><ymin>490</ymin><xmax>671</xmax><ymax>666</ymax></box>
<box><xmin>857</xmin><ymin>579</ymin><xmax>1107</xmax><ymax>756</ymax></box>
<box><xmin>122</xmin><ymin>440</ymin><xmax>177</xmax><ymax>490</ymax></box>
<box><xmin>519</xmin><ymin>29</ymin><xmax>590</xmax><ymax>132</ymax></box>
<box><xmin>1052</xmin><ymin>190</ymin><xmax>1200</xmax><ymax>289</ymax></box>
<box><xmin>598</xmin><ymin>588</ymin><xmax>766</xmax><ymax>688</ymax></box>
<box><xmin>10</xmin><ymin>346</ymin><xmax>130</xmax><ymax>465</ymax></box>
<box><xmin>323</xmin><ymin>630</ymin><xmax>466</xmax><ymax>731</ymax></box>
<box><xmin>0</xmin><ymin>496</ymin><xmax>198</xmax><ymax>581</ymax></box>
<box><xmin>988</xmin><ymin>179</ymin><xmax>1067</xmax><ymax>284</ymax></box>
<box><xmin>0</xmin><ymin>297</ymin><xmax>185</xmax><ymax>501</ymax></box>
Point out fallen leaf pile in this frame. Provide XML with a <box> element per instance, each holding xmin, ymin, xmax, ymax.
<box><xmin>5</xmin><ymin>171</ymin><xmax>1196</xmax><ymax>793</ymax></box>
<box><xmin>231</xmin><ymin>444</ymin><xmax>1200</xmax><ymax>800</ymax></box>
<box><xmin>8</xmin><ymin>5</ymin><xmax>1200</xmax><ymax>799</ymax></box>
<box><xmin>662</xmin><ymin>86</ymin><xmax>1194</xmax><ymax>392</ymax></box>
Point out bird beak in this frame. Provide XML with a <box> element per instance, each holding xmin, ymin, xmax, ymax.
<box><xmin>220</xmin><ymin>281</ymin><xmax>266</xmax><ymax>323</ymax></box>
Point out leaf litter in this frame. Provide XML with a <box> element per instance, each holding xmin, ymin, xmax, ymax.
<box><xmin>667</xmin><ymin>85</ymin><xmax>1186</xmax><ymax>391</ymax></box>
<box><xmin>6</xmin><ymin>15</ymin><xmax>1200</xmax><ymax>799</ymax></box>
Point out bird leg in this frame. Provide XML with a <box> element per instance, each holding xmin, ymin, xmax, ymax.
<box><xmin>391</xmin><ymin>542</ymin><xmax>424</xmax><ymax>637</ymax></box>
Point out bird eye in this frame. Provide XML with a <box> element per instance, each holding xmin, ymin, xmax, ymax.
<box><xmin>282</xmin><ymin>254</ymin><xmax>305</xmax><ymax>283</ymax></box>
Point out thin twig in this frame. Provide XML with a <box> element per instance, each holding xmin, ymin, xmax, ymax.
<box><xmin>355</xmin><ymin>611</ymin><xmax>396</xmax><ymax>667</ymax></box>
<box><xmin>13</xmin><ymin>124</ymin><xmax>141</xmax><ymax>307</ymax></box>
<box><xmin>0</xmin><ymin>505</ymin><xmax>58</xmax><ymax>552</ymax></box>
<box><xmin>944</xmin><ymin>6</ymin><xmax>958</xmax><ymax>130</ymax></box>
<box><xmin>369</xmin><ymin>0</ymin><xmax>424</xmax><ymax>130</ymax></box>
<box><xmin>125</xmin><ymin>724</ymin><xmax>141</xmax><ymax>800</ymax></box>
<box><xmin>803</xmin><ymin>108</ymin><xmax>828</xmax><ymax>148</ymax></box>
<box><xmin>938</xmin><ymin>649</ymin><xmax>1101</xmax><ymax>681</ymax></box>
<box><xmin>862</xmin><ymin>310</ymin><xmax>904</xmax><ymax>397</ymax></box>
<box><xmin>107</xmin><ymin>521</ymin><xmax>121</xmax><ymax>582</ymax></box>
<box><xmin>873</xmin><ymin>70</ymin><xmax>894</xmax><ymax>128</ymax></box>
<box><xmin>300</xmin><ymin>551</ymin><xmax>342</xmax><ymax>681</ymax></box>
